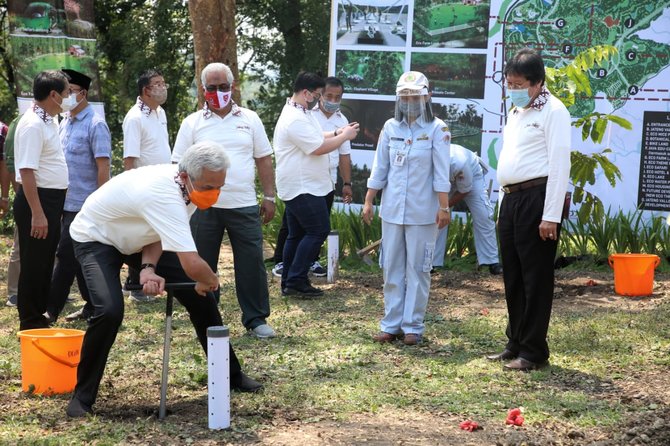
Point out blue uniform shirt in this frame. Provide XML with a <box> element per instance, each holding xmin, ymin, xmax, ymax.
<box><xmin>59</xmin><ymin>105</ymin><xmax>112</xmax><ymax>212</ymax></box>
<box><xmin>367</xmin><ymin>116</ymin><xmax>451</xmax><ymax>225</ymax></box>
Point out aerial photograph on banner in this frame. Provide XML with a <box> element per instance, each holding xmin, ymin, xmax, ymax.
<box><xmin>432</xmin><ymin>101</ymin><xmax>484</xmax><ymax>154</ymax></box>
<box><xmin>336</xmin><ymin>49</ymin><xmax>405</xmax><ymax>94</ymax></box>
<box><xmin>10</xmin><ymin>36</ymin><xmax>99</xmax><ymax>99</ymax></box>
<box><xmin>335</xmin><ymin>0</ymin><xmax>409</xmax><ymax>46</ymax></box>
<box><xmin>8</xmin><ymin>0</ymin><xmax>96</xmax><ymax>39</ymax></box>
<box><xmin>411</xmin><ymin>52</ymin><xmax>487</xmax><ymax>98</ymax></box>
<box><xmin>412</xmin><ymin>0</ymin><xmax>491</xmax><ymax>48</ymax></box>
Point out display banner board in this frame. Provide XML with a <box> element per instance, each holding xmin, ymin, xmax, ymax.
<box><xmin>329</xmin><ymin>0</ymin><xmax>670</xmax><ymax>213</ymax></box>
<box><xmin>7</xmin><ymin>0</ymin><xmax>104</xmax><ymax>116</ymax></box>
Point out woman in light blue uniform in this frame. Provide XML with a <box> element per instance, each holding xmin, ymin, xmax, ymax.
<box><xmin>362</xmin><ymin>72</ymin><xmax>451</xmax><ymax>345</ymax></box>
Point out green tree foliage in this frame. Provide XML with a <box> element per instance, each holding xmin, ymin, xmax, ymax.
<box><xmin>95</xmin><ymin>0</ymin><xmax>195</xmax><ymax>170</ymax></box>
<box><xmin>0</xmin><ymin>1</ymin><xmax>18</xmax><ymax>121</ymax></box>
<box><xmin>236</xmin><ymin>0</ymin><xmax>330</xmax><ymax>132</ymax></box>
<box><xmin>545</xmin><ymin>45</ymin><xmax>628</xmax><ymax>224</ymax></box>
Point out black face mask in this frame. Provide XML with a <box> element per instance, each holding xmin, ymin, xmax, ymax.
<box><xmin>306</xmin><ymin>92</ymin><xmax>319</xmax><ymax>109</ymax></box>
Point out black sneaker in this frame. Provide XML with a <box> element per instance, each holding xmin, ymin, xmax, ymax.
<box><xmin>5</xmin><ymin>294</ymin><xmax>17</xmax><ymax>307</ymax></box>
<box><xmin>309</xmin><ymin>261</ymin><xmax>327</xmax><ymax>277</ymax></box>
<box><xmin>281</xmin><ymin>283</ymin><xmax>324</xmax><ymax>297</ymax></box>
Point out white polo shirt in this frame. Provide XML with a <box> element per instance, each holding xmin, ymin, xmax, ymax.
<box><xmin>171</xmin><ymin>103</ymin><xmax>272</xmax><ymax>209</ymax></box>
<box><xmin>312</xmin><ymin>107</ymin><xmax>351</xmax><ymax>184</ymax></box>
<box><xmin>70</xmin><ymin>164</ymin><xmax>197</xmax><ymax>255</ymax></box>
<box><xmin>497</xmin><ymin>89</ymin><xmax>571</xmax><ymax>222</ymax></box>
<box><xmin>122</xmin><ymin>97</ymin><xmax>171</xmax><ymax>167</ymax></box>
<box><xmin>14</xmin><ymin>104</ymin><xmax>68</xmax><ymax>189</ymax></box>
<box><xmin>274</xmin><ymin>99</ymin><xmax>329</xmax><ymax>201</ymax></box>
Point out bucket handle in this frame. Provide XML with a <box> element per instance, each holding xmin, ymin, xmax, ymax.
<box><xmin>31</xmin><ymin>338</ymin><xmax>79</xmax><ymax>368</ymax></box>
<box><xmin>608</xmin><ymin>255</ymin><xmax>614</xmax><ymax>269</ymax></box>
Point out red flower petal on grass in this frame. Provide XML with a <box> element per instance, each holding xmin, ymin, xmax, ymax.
<box><xmin>514</xmin><ymin>416</ymin><xmax>525</xmax><ymax>426</ymax></box>
<box><xmin>459</xmin><ymin>420</ymin><xmax>480</xmax><ymax>431</ymax></box>
<box><xmin>480</xmin><ymin>308</ymin><xmax>490</xmax><ymax>316</ymax></box>
<box><xmin>585</xmin><ymin>279</ymin><xmax>597</xmax><ymax>286</ymax></box>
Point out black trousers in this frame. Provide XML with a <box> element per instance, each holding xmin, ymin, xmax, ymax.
<box><xmin>14</xmin><ymin>187</ymin><xmax>66</xmax><ymax>330</ymax></box>
<box><xmin>46</xmin><ymin>211</ymin><xmax>91</xmax><ymax>321</ymax></box>
<box><xmin>71</xmin><ymin>241</ymin><xmax>242</xmax><ymax>408</ymax></box>
<box><xmin>498</xmin><ymin>184</ymin><xmax>560</xmax><ymax>363</ymax></box>
<box><xmin>272</xmin><ymin>190</ymin><xmax>335</xmax><ymax>263</ymax></box>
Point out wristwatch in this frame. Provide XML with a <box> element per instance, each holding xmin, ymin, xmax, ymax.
<box><xmin>343</xmin><ymin>182</ymin><xmax>352</xmax><ymax>187</ymax></box>
<box><xmin>439</xmin><ymin>206</ymin><xmax>450</xmax><ymax>212</ymax></box>
<box><xmin>263</xmin><ymin>196</ymin><xmax>276</xmax><ymax>203</ymax></box>
<box><xmin>140</xmin><ymin>263</ymin><xmax>155</xmax><ymax>271</ymax></box>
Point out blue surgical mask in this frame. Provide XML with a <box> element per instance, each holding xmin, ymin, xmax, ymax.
<box><xmin>509</xmin><ymin>88</ymin><xmax>531</xmax><ymax>108</ymax></box>
<box><xmin>322</xmin><ymin>100</ymin><xmax>340</xmax><ymax>113</ymax></box>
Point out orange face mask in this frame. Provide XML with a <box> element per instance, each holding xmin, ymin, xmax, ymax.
<box><xmin>187</xmin><ymin>176</ymin><xmax>220</xmax><ymax>210</ymax></box>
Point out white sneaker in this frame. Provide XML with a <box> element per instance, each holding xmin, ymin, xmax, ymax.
<box><xmin>129</xmin><ymin>290</ymin><xmax>154</xmax><ymax>302</ymax></box>
<box><xmin>249</xmin><ymin>323</ymin><xmax>276</xmax><ymax>339</ymax></box>
<box><xmin>271</xmin><ymin>262</ymin><xmax>283</xmax><ymax>278</ymax></box>
<box><xmin>309</xmin><ymin>261</ymin><xmax>327</xmax><ymax>277</ymax></box>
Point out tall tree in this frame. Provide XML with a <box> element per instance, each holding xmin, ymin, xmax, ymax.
<box><xmin>187</xmin><ymin>0</ymin><xmax>239</xmax><ymax>105</ymax></box>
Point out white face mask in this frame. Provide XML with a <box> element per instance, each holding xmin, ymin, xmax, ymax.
<box><xmin>151</xmin><ymin>87</ymin><xmax>168</xmax><ymax>105</ymax></box>
<box><xmin>55</xmin><ymin>93</ymin><xmax>77</xmax><ymax>113</ymax></box>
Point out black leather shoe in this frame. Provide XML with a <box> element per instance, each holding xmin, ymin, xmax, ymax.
<box><xmin>231</xmin><ymin>372</ymin><xmax>263</xmax><ymax>393</ymax></box>
<box><xmin>503</xmin><ymin>357</ymin><xmax>548</xmax><ymax>371</ymax></box>
<box><xmin>66</xmin><ymin>397</ymin><xmax>93</xmax><ymax>418</ymax></box>
<box><xmin>486</xmin><ymin>349</ymin><xmax>516</xmax><ymax>361</ymax></box>
<box><xmin>486</xmin><ymin>263</ymin><xmax>503</xmax><ymax>275</ymax></box>
<box><xmin>281</xmin><ymin>284</ymin><xmax>324</xmax><ymax>297</ymax></box>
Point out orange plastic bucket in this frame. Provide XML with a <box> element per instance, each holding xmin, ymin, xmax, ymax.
<box><xmin>608</xmin><ymin>254</ymin><xmax>660</xmax><ymax>296</ymax></box>
<box><xmin>17</xmin><ymin>328</ymin><xmax>84</xmax><ymax>395</ymax></box>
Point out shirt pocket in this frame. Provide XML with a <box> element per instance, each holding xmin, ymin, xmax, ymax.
<box><xmin>409</xmin><ymin>139</ymin><xmax>432</xmax><ymax>169</ymax></box>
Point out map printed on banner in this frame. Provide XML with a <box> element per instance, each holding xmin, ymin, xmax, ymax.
<box><xmin>329</xmin><ymin>0</ymin><xmax>670</xmax><ymax>212</ymax></box>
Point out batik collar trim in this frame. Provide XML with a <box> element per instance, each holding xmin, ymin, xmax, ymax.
<box><xmin>136</xmin><ymin>97</ymin><xmax>153</xmax><ymax>117</ymax></box>
<box><xmin>33</xmin><ymin>103</ymin><xmax>53</xmax><ymax>124</ymax></box>
<box><xmin>287</xmin><ymin>98</ymin><xmax>307</xmax><ymax>113</ymax></box>
<box><xmin>202</xmin><ymin>101</ymin><xmax>242</xmax><ymax>119</ymax></box>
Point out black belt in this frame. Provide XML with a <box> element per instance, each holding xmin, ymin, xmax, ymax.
<box><xmin>501</xmin><ymin>177</ymin><xmax>548</xmax><ymax>194</ymax></box>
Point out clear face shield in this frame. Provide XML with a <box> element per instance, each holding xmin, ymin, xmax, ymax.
<box><xmin>394</xmin><ymin>89</ymin><xmax>433</xmax><ymax>123</ymax></box>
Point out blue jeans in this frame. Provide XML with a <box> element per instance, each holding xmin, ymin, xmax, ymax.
<box><xmin>282</xmin><ymin>194</ymin><xmax>330</xmax><ymax>289</ymax></box>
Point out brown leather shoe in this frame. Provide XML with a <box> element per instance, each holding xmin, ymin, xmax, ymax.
<box><xmin>402</xmin><ymin>333</ymin><xmax>422</xmax><ymax>345</ymax></box>
<box><xmin>486</xmin><ymin>349</ymin><xmax>516</xmax><ymax>361</ymax></box>
<box><xmin>503</xmin><ymin>357</ymin><xmax>548</xmax><ymax>371</ymax></box>
<box><xmin>372</xmin><ymin>332</ymin><xmax>400</xmax><ymax>343</ymax></box>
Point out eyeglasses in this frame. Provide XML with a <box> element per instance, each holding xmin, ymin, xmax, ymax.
<box><xmin>505</xmin><ymin>81</ymin><xmax>530</xmax><ymax>90</ymax></box>
<box><xmin>69</xmin><ymin>88</ymin><xmax>84</xmax><ymax>95</ymax></box>
<box><xmin>308</xmin><ymin>90</ymin><xmax>321</xmax><ymax>101</ymax></box>
<box><xmin>205</xmin><ymin>83</ymin><xmax>232</xmax><ymax>93</ymax></box>
<box><xmin>149</xmin><ymin>83</ymin><xmax>169</xmax><ymax>89</ymax></box>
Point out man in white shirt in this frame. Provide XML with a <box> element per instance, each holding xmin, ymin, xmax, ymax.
<box><xmin>172</xmin><ymin>63</ymin><xmax>277</xmax><ymax>339</ymax></box>
<box><xmin>271</xmin><ymin>76</ymin><xmax>353</xmax><ymax>278</ymax></box>
<box><xmin>487</xmin><ymin>48</ymin><xmax>570</xmax><ymax>371</ymax></box>
<box><xmin>13</xmin><ymin>70</ymin><xmax>70</xmax><ymax>330</ymax></box>
<box><xmin>273</xmin><ymin>72</ymin><xmax>359</xmax><ymax>297</ymax></box>
<box><xmin>433</xmin><ymin>144</ymin><xmax>502</xmax><ymax>274</ymax></box>
<box><xmin>65</xmin><ymin>141</ymin><xmax>262</xmax><ymax>418</ymax></box>
<box><xmin>122</xmin><ymin>69</ymin><xmax>172</xmax><ymax>302</ymax></box>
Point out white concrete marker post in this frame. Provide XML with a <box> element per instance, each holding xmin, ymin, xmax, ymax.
<box><xmin>327</xmin><ymin>230</ymin><xmax>339</xmax><ymax>283</ymax></box>
<box><xmin>207</xmin><ymin>326</ymin><xmax>230</xmax><ymax>430</ymax></box>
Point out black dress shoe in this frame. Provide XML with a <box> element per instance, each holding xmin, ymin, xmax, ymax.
<box><xmin>486</xmin><ymin>349</ymin><xmax>516</xmax><ymax>361</ymax></box>
<box><xmin>281</xmin><ymin>283</ymin><xmax>324</xmax><ymax>297</ymax></box>
<box><xmin>487</xmin><ymin>263</ymin><xmax>503</xmax><ymax>275</ymax></box>
<box><xmin>503</xmin><ymin>357</ymin><xmax>548</xmax><ymax>371</ymax></box>
<box><xmin>66</xmin><ymin>397</ymin><xmax>93</xmax><ymax>418</ymax></box>
<box><xmin>231</xmin><ymin>372</ymin><xmax>263</xmax><ymax>393</ymax></box>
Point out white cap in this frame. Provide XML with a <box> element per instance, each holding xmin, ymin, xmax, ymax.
<box><xmin>396</xmin><ymin>71</ymin><xmax>429</xmax><ymax>96</ymax></box>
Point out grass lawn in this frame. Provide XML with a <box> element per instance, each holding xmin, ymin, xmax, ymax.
<box><xmin>0</xmin><ymin>238</ymin><xmax>669</xmax><ymax>444</ymax></box>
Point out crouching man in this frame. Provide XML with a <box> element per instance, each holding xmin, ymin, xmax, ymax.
<box><xmin>66</xmin><ymin>141</ymin><xmax>262</xmax><ymax>417</ymax></box>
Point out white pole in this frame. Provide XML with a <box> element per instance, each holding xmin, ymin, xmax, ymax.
<box><xmin>207</xmin><ymin>326</ymin><xmax>230</xmax><ymax>430</ymax></box>
<box><xmin>327</xmin><ymin>230</ymin><xmax>339</xmax><ymax>283</ymax></box>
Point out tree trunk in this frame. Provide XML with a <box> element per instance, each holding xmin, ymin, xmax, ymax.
<box><xmin>187</xmin><ymin>0</ymin><xmax>239</xmax><ymax>105</ymax></box>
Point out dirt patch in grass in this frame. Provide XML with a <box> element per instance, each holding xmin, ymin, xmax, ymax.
<box><xmin>1</xmin><ymin>238</ymin><xmax>669</xmax><ymax>445</ymax></box>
